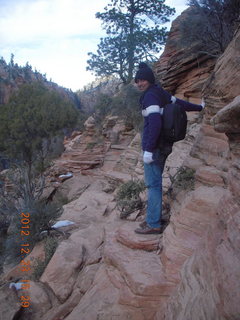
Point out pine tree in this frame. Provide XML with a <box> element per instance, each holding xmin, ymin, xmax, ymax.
<box><xmin>0</xmin><ymin>82</ymin><xmax>78</xmax><ymax>168</ymax></box>
<box><xmin>87</xmin><ymin>0</ymin><xmax>175</xmax><ymax>84</ymax></box>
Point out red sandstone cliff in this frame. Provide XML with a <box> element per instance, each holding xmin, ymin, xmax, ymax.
<box><xmin>155</xmin><ymin>7</ymin><xmax>217</xmax><ymax>103</ymax></box>
<box><xmin>160</xmin><ymin>24</ymin><xmax>240</xmax><ymax>320</ymax></box>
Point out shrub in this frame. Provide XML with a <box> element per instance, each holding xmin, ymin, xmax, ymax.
<box><xmin>116</xmin><ymin>179</ymin><xmax>145</xmax><ymax>219</ymax></box>
<box><xmin>0</xmin><ymin>165</ymin><xmax>62</xmax><ymax>264</ymax></box>
<box><xmin>4</xmin><ymin>199</ymin><xmax>62</xmax><ymax>264</ymax></box>
<box><xmin>31</xmin><ymin>236</ymin><xmax>58</xmax><ymax>280</ymax></box>
<box><xmin>171</xmin><ymin>166</ymin><xmax>196</xmax><ymax>191</ymax></box>
<box><xmin>0</xmin><ymin>82</ymin><xmax>79</xmax><ymax>166</ymax></box>
<box><xmin>87</xmin><ymin>83</ymin><xmax>142</xmax><ymax>132</ymax></box>
<box><xmin>93</xmin><ymin>93</ymin><xmax>114</xmax><ymax>127</ymax></box>
<box><xmin>111</xmin><ymin>84</ymin><xmax>142</xmax><ymax>131</ymax></box>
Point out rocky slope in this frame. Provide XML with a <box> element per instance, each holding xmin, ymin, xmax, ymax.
<box><xmin>1</xmin><ymin>13</ymin><xmax>240</xmax><ymax>320</ymax></box>
<box><xmin>1</xmin><ymin>109</ymin><xmax>201</xmax><ymax>320</ymax></box>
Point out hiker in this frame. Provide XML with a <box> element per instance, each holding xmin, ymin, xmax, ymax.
<box><xmin>134</xmin><ymin>62</ymin><xmax>204</xmax><ymax>234</ymax></box>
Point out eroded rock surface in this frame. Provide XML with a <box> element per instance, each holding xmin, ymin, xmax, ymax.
<box><xmin>160</xmin><ymin>25</ymin><xmax>240</xmax><ymax>320</ymax></box>
<box><xmin>154</xmin><ymin>7</ymin><xmax>216</xmax><ymax>102</ymax></box>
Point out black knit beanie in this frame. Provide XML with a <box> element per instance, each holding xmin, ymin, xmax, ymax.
<box><xmin>134</xmin><ymin>62</ymin><xmax>155</xmax><ymax>84</ymax></box>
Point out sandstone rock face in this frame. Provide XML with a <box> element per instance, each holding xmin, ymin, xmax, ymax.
<box><xmin>26</xmin><ymin>281</ymin><xmax>52</xmax><ymax>317</ymax></box>
<box><xmin>0</xmin><ymin>286</ymin><xmax>21</xmax><ymax>320</ymax></box>
<box><xmin>48</xmin><ymin>115</ymin><xmax>136</xmax><ymax>178</ymax></box>
<box><xmin>159</xmin><ymin>25</ymin><xmax>240</xmax><ymax>320</ymax></box>
<box><xmin>155</xmin><ymin>8</ymin><xmax>216</xmax><ymax>102</ymax></box>
<box><xmin>211</xmin><ymin>95</ymin><xmax>240</xmax><ymax>134</ymax></box>
<box><xmin>203</xmin><ymin>25</ymin><xmax>240</xmax><ymax>116</ymax></box>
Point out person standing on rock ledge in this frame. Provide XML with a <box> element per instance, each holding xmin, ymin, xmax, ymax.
<box><xmin>134</xmin><ymin>62</ymin><xmax>204</xmax><ymax>235</ymax></box>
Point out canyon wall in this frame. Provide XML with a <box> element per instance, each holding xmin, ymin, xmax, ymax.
<box><xmin>155</xmin><ymin>8</ymin><xmax>216</xmax><ymax>103</ymax></box>
<box><xmin>159</xmin><ymin>24</ymin><xmax>240</xmax><ymax>320</ymax></box>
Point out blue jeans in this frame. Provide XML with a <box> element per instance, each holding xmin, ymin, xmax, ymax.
<box><xmin>144</xmin><ymin>149</ymin><xmax>168</xmax><ymax>228</ymax></box>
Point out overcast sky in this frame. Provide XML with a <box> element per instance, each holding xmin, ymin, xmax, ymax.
<box><xmin>0</xmin><ymin>0</ymin><xmax>188</xmax><ymax>91</ymax></box>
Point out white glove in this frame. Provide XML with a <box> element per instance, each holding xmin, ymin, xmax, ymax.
<box><xmin>201</xmin><ymin>98</ymin><xmax>205</xmax><ymax>109</ymax></box>
<box><xmin>171</xmin><ymin>96</ymin><xmax>177</xmax><ymax>104</ymax></box>
<box><xmin>143</xmin><ymin>151</ymin><xmax>153</xmax><ymax>164</ymax></box>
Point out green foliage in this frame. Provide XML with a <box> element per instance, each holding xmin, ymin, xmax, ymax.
<box><xmin>4</xmin><ymin>198</ymin><xmax>62</xmax><ymax>263</ymax></box>
<box><xmin>0</xmin><ymin>55</ymin><xmax>48</xmax><ymax>88</ymax></box>
<box><xmin>91</xmin><ymin>84</ymin><xmax>142</xmax><ymax>131</ymax></box>
<box><xmin>179</xmin><ymin>0</ymin><xmax>240</xmax><ymax>55</ymax></box>
<box><xmin>87</xmin><ymin>0</ymin><xmax>175</xmax><ymax>84</ymax></box>
<box><xmin>31</xmin><ymin>258</ymin><xmax>46</xmax><ymax>281</ymax></box>
<box><xmin>116</xmin><ymin>179</ymin><xmax>145</xmax><ymax>218</ymax></box>
<box><xmin>111</xmin><ymin>84</ymin><xmax>142</xmax><ymax>131</ymax></box>
<box><xmin>93</xmin><ymin>93</ymin><xmax>114</xmax><ymax>125</ymax></box>
<box><xmin>0</xmin><ymin>165</ymin><xmax>62</xmax><ymax>264</ymax></box>
<box><xmin>0</xmin><ymin>82</ymin><xmax>78</xmax><ymax>165</ymax></box>
<box><xmin>74</xmin><ymin>110</ymin><xmax>89</xmax><ymax>131</ymax></box>
<box><xmin>31</xmin><ymin>237</ymin><xmax>58</xmax><ymax>280</ymax></box>
<box><xmin>86</xmin><ymin>142</ymin><xmax>98</xmax><ymax>150</ymax></box>
<box><xmin>76</xmin><ymin>76</ymin><xmax>121</xmax><ymax>116</ymax></box>
<box><xmin>116</xmin><ymin>179</ymin><xmax>145</xmax><ymax>200</ymax></box>
<box><xmin>171</xmin><ymin>167</ymin><xmax>196</xmax><ymax>191</ymax></box>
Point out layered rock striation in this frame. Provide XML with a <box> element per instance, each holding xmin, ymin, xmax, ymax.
<box><xmin>160</xmin><ymin>24</ymin><xmax>240</xmax><ymax>320</ymax></box>
<box><xmin>155</xmin><ymin>7</ymin><xmax>217</xmax><ymax>103</ymax></box>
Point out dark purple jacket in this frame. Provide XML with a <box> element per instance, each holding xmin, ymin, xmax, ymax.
<box><xmin>140</xmin><ymin>85</ymin><xmax>203</xmax><ymax>152</ymax></box>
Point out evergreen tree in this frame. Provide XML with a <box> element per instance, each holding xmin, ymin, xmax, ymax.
<box><xmin>0</xmin><ymin>82</ymin><xmax>78</xmax><ymax>168</ymax></box>
<box><xmin>87</xmin><ymin>0</ymin><xmax>175</xmax><ymax>84</ymax></box>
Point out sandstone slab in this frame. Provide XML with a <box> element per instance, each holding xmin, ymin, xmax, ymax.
<box><xmin>104</xmin><ymin>228</ymin><xmax>175</xmax><ymax>298</ymax></box>
<box><xmin>0</xmin><ymin>285</ymin><xmax>21</xmax><ymax>320</ymax></box>
<box><xmin>115</xmin><ymin>223</ymin><xmax>162</xmax><ymax>252</ymax></box>
<box><xmin>40</xmin><ymin>239</ymin><xmax>84</xmax><ymax>303</ymax></box>
<box><xmin>64</xmin><ymin>266</ymin><xmax>145</xmax><ymax>320</ymax></box>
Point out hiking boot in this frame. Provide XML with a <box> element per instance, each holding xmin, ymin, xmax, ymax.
<box><xmin>135</xmin><ymin>223</ymin><xmax>163</xmax><ymax>235</ymax></box>
<box><xmin>139</xmin><ymin>221</ymin><xmax>147</xmax><ymax>228</ymax></box>
<box><xmin>139</xmin><ymin>220</ymin><xmax>167</xmax><ymax>228</ymax></box>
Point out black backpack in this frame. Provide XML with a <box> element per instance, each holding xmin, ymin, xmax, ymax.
<box><xmin>161</xmin><ymin>103</ymin><xmax>187</xmax><ymax>143</ymax></box>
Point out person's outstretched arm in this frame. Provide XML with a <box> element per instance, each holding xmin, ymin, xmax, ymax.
<box><xmin>171</xmin><ymin>96</ymin><xmax>204</xmax><ymax>112</ymax></box>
